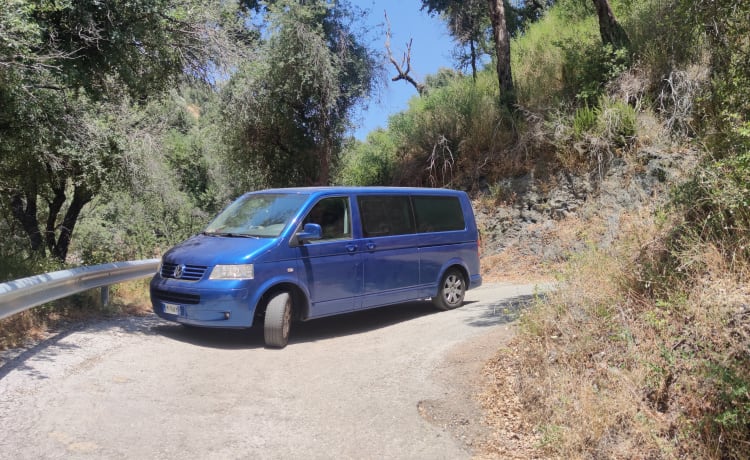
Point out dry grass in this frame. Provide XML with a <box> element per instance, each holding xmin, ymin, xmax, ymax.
<box><xmin>477</xmin><ymin>347</ymin><xmax>544</xmax><ymax>459</ymax></box>
<box><xmin>480</xmin><ymin>204</ymin><xmax>750</xmax><ymax>458</ymax></box>
<box><xmin>481</xmin><ymin>248</ymin><xmax>555</xmax><ymax>284</ymax></box>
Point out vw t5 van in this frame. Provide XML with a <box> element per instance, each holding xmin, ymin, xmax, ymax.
<box><xmin>150</xmin><ymin>187</ymin><xmax>482</xmax><ymax>348</ymax></box>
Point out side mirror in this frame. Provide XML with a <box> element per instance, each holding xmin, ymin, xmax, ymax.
<box><xmin>293</xmin><ymin>223</ymin><xmax>322</xmax><ymax>245</ymax></box>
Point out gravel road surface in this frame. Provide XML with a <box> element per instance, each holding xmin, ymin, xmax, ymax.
<box><xmin>0</xmin><ymin>283</ymin><xmax>542</xmax><ymax>459</ymax></box>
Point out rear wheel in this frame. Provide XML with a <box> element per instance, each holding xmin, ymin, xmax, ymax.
<box><xmin>432</xmin><ymin>269</ymin><xmax>466</xmax><ymax>311</ymax></box>
<box><xmin>263</xmin><ymin>292</ymin><xmax>292</xmax><ymax>348</ymax></box>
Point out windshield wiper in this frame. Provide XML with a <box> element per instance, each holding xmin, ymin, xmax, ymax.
<box><xmin>203</xmin><ymin>231</ymin><xmax>259</xmax><ymax>239</ymax></box>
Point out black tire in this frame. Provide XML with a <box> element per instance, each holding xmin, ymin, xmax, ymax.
<box><xmin>432</xmin><ymin>269</ymin><xmax>466</xmax><ymax>311</ymax></box>
<box><xmin>263</xmin><ymin>292</ymin><xmax>292</xmax><ymax>348</ymax></box>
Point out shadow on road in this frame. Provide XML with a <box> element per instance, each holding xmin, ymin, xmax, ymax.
<box><xmin>462</xmin><ymin>294</ymin><xmax>542</xmax><ymax>328</ymax></box>
<box><xmin>0</xmin><ymin>329</ymin><xmax>82</xmax><ymax>381</ymax></box>
<box><xmin>0</xmin><ymin>290</ymin><xmax>545</xmax><ymax>374</ymax></box>
<box><xmin>291</xmin><ymin>300</ymin><xmax>439</xmax><ymax>344</ymax></box>
<box><xmin>154</xmin><ymin>300</ymin><xmax>441</xmax><ymax>349</ymax></box>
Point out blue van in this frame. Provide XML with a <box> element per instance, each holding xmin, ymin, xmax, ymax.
<box><xmin>150</xmin><ymin>187</ymin><xmax>482</xmax><ymax>348</ymax></box>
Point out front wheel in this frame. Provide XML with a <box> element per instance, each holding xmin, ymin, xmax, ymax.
<box><xmin>432</xmin><ymin>269</ymin><xmax>466</xmax><ymax>311</ymax></box>
<box><xmin>263</xmin><ymin>292</ymin><xmax>292</xmax><ymax>348</ymax></box>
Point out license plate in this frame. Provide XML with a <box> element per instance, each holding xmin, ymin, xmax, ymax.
<box><xmin>163</xmin><ymin>303</ymin><xmax>180</xmax><ymax>315</ymax></box>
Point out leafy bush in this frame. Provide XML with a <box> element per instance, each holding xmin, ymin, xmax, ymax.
<box><xmin>336</xmin><ymin>130</ymin><xmax>398</xmax><ymax>186</ymax></box>
<box><xmin>669</xmin><ymin>153</ymin><xmax>750</xmax><ymax>273</ymax></box>
<box><xmin>624</xmin><ymin>0</ymin><xmax>701</xmax><ymax>80</ymax></box>
<box><xmin>511</xmin><ymin>5</ymin><xmax>591</xmax><ymax>109</ymax></box>
<box><xmin>597</xmin><ymin>97</ymin><xmax>637</xmax><ymax>146</ymax></box>
<box><xmin>342</xmin><ymin>70</ymin><xmax>521</xmax><ymax>188</ymax></box>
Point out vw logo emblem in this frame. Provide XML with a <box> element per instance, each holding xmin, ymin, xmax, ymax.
<box><xmin>173</xmin><ymin>264</ymin><xmax>186</xmax><ymax>279</ymax></box>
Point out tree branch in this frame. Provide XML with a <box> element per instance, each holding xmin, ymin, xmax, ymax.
<box><xmin>384</xmin><ymin>11</ymin><xmax>425</xmax><ymax>96</ymax></box>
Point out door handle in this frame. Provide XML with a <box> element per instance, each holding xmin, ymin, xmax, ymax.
<box><xmin>366</xmin><ymin>242</ymin><xmax>376</xmax><ymax>251</ymax></box>
<box><xmin>346</xmin><ymin>244</ymin><xmax>358</xmax><ymax>253</ymax></box>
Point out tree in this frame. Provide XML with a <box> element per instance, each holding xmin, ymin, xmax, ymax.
<box><xmin>448</xmin><ymin>0</ymin><xmax>490</xmax><ymax>81</ymax></box>
<box><xmin>487</xmin><ymin>0</ymin><xmax>516</xmax><ymax>108</ymax></box>
<box><xmin>223</xmin><ymin>0</ymin><xmax>378</xmax><ymax>188</ymax></box>
<box><xmin>422</xmin><ymin>0</ymin><xmax>515</xmax><ymax>108</ymax></box>
<box><xmin>0</xmin><ymin>0</ymin><xmax>243</xmax><ymax>262</ymax></box>
<box><xmin>591</xmin><ymin>0</ymin><xmax>630</xmax><ymax>49</ymax></box>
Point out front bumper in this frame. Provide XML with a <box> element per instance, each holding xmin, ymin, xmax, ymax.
<box><xmin>150</xmin><ymin>277</ymin><xmax>253</xmax><ymax>328</ymax></box>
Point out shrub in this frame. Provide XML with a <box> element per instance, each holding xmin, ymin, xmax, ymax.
<box><xmin>336</xmin><ymin>130</ymin><xmax>398</xmax><ymax>186</ymax></box>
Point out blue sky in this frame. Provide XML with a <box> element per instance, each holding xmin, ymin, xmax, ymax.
<box><xmin>352</xmin><ymin>0</ymin><xmax>456</xmax><ymax>140</ymax></box>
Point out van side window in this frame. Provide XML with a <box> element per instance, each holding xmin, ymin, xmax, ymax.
<box><xmin>358</xmin><ymin>196</ymin><xmax>415</xmax><ymax>237</ymax></box>
<box><xmin>303</xmin><ymin>197</ymin><xmax>351</xmax><ymax>240</ymax></box>
<box><xmin>413</xmin><ymin>196</ymin><xmax>466</xmax><ymax>232</ymax></box>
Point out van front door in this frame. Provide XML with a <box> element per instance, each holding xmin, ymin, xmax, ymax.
<box><xmin>296</xmin><ymin>197</ymin><xmax>363</xmax><ymax>317</ymax></box>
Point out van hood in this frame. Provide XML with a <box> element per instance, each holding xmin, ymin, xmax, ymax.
<box><xmin>162</xmin><ymin>233</ymin><xmax>279</xmax><ymax>266</ymax></box>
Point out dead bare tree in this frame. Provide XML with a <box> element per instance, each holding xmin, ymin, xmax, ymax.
<box><xmin>384</xmin><ymin>11</ymin><xmax>425</xmax><ymax>96</ymax></box>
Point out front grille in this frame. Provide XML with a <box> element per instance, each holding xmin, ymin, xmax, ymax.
<box><xmin>161</xmin><ymin>262</ymin><xmax>208</xmax><ymax>281</ymax></box>
<box><xmin>152</xmin><ymin>288</ymin><xmax>201</xmax><ymax>305</ymax></box>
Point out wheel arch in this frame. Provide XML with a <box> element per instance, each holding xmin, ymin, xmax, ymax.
<box><xmin>256</xmin><ymin>282</ymin><xmax>310</xmax><ymax>322</ymax></box>
<box><xmin>435</xmin><ymin>260</ymin><xmax>471</xmax><ymax>295</ymax></box>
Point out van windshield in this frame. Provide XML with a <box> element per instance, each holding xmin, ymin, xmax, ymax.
<box><xmin>204</xmin><ymin>193</ymin><xmax>308</xmax><ymax>238</ymax></box>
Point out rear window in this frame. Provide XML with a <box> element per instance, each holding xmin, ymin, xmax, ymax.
<box><xmin>358</xmin><ymin>196</ymin><xmax>415</xmax><ymax>237</ymax></box>
<box><xmin>413</xmin><ymin>196</ymin><xmax>465</xmax><ymax>232</ymax></box>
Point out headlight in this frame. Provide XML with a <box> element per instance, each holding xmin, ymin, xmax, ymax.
<box><xmin>209</xmin><ymin>264</ymin><xmax>254</xmax><ymax>280</ymax></box>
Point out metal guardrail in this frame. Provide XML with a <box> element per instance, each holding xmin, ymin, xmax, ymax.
<box><xmin>0</xmin><ymin>259</ymin><xmax>160</xmax><ymax>321</ymax></box>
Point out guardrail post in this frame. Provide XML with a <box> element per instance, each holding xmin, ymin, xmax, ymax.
<box><xmin>100</xmin><ymin>285</ymin><xmax>110</xmax><ymax>307</ymax></box>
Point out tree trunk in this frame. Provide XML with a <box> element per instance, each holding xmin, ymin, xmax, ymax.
<box><xmin>591</xmin><ymin>0</ymin><xmax>630</xmax><ymax>48</ymax></box>
<box><xmin>10</xmin><ymin>189</ymin><xmax>44</xmax><ymax>255</ymax></box>
<box><xmin>470</xmin><ymin>39</ymin><xmax>478</xmax><ymax>82</ymax></box>
<box><xmin>52</xmin><ymin>184</ymin><xmax>93</xmax><ymax>262</ymax></box>
<box><xmin>46</xmin><ymin>184</ymin><xmax>66</xmax><ymax>254</ymax></box>
<box><xmin>318</xmin><ymin>142</ymin><xmax>331</xmax><ymax>186</ymax></box>
<box><xmin>487</xmin><ymin>0</ymin><xmax>516</xmax><ymax>108</ymax></box>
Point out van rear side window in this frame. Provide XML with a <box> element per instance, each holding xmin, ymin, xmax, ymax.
<box><xmin>357</xmin><ymin>194</ymin><xmax>466</xmax><ymax>237</ymax></box>
<box><xmin>358</xmin><ymin>196</ymin><xmax>415</xmax><ymax>237</ymax></box>
<box><xmin>413</xmin><ymin>196</ymin><xmax>465</xmax><ymax>232</ymax></box>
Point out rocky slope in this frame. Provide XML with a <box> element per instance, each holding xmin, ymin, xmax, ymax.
<box><xmin>475</xmin><ymin>145</ymin><xmax>699</xmax><ymax>280</ymax></box>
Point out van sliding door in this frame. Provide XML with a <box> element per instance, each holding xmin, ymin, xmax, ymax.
<box><xmin>357</xmin><ymin>195</ymin><xmax>421</xmax><ymax>308</ymax></box>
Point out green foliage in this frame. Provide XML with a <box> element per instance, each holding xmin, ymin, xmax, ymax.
<box><xmin>421</xmin><ymin>0</ymin><xmax>491</xmax><ymax>78</ymax></box>
<box><xmin>74</xmin><ymin>190</ymin><xmax>208</xmax><ymax>265</ymax></box>
<box><xmin>689</xmin><ymin>0</ymin><xmax>750</xmax><ymax>157</ymax></box>
<box><xmin>709</xmin><ymin>365</ymin><xmax>750</xmax><ymax>431</ymax></box>
<box><xmin>553</xmin><ymin>0</ymin><xmax>596</xmax><ymax>21</ymax></box>
<box><xmin>391</xmin><ymin>70</ymin><xmax>519</xmax><ymax>187</ymax></box>
<box><xmin>670</xmin><ymin>153</ymin><xmax>750</xmax><ymax>267</ymax></box>
<box><xmin>556</xmin><ymin>96</ymin><xmax>638</xmax><ymax>171</ymax></box>
<box><xmin>221</xmin><ymin>0</ymin><xmax>379</xmax><ymax>188</ymax></box>
<box><xmin>624</xmin><ymin>0</ymin><xmax>701</xmax><ymax>80</ymax></box>
<box><xmin>511</xmin><ymin>2</ymin><xmax>632</xmax><ymax>108</ymax></box>
<box><xmin>339</xmin><ymin>68</ymin><xmax>528</xmax><ymax>189</ymax></box>
<box><xmin>336</xmin><ymin>130</ymin><xmax>398</xmax><ymax>186</ymax></box>
<box><xmin>25</xmin><ymin>0</ymin><xmax>246</xmax><ymax>98</ymax></box>
<box><xmin>560</xmin><ymin>41</ymin><xmax>631</xmax><ymax>104</ymax></box>
<box><xmin>70</xmin><ymin>87</ymin><xmax>230</xmax><ymax>265</ymax></box>
<box><xmin>597</xmin><ymin>97</ymin><xmax>637</xmax><ymax>145</ymax></box>
<box><xmin>572</xmin><ymin>105</ymin><xmax>598</xmax><ymax>138</ymax></box>
<box><xmin>510</xmin><ymin>6</ymin><xmax>573</xmax><ymax>109</ymax></box>
<box><xmin>0</xmin><ymin>0</ymin><xmax>244</xmax><ymax>265</ymax></box>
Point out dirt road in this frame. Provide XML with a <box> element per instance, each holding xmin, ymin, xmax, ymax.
<box><xmin>0</xmin><ymin>283</ymin><xmax>541</xmax><ymax>459</ymax></box>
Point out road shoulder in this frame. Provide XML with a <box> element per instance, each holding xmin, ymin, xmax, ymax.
<box><xmin>420</xmin><ymin>321</ymin><xmax>543</xmax><ymax>458</ymax></box>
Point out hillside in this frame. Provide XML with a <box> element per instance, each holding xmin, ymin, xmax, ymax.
<box><xmin>1</xmin><ymin>0</ymin><xmax>748</xmax><ymax>456</ymax></box>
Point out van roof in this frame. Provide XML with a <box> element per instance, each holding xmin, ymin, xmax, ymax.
<box><xmin>254</xmin><ymin>186</ymin><xmax>466</xmax><ymax>196</ymax></box>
